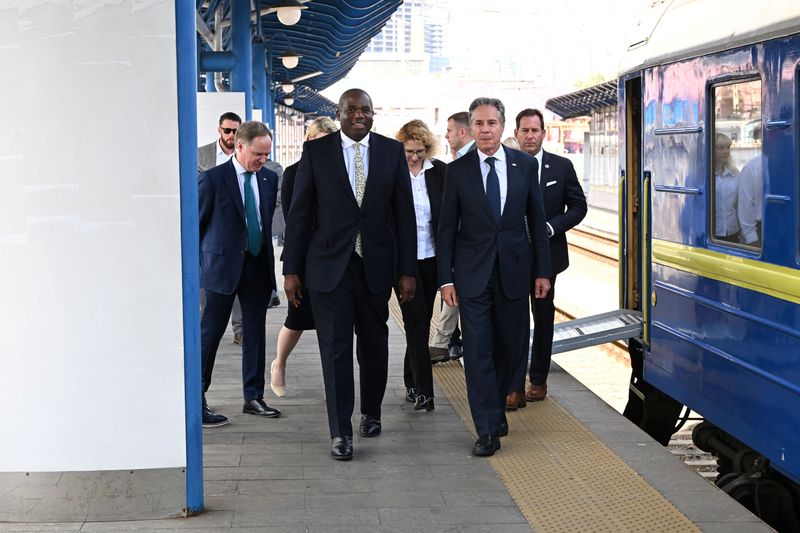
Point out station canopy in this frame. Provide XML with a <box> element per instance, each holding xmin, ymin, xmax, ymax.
<box><xmin>545</xmin><ymin>80</ymin><xmax>618</xmax><ymax>119</ymax></box>
<box><xmin>197</xmin><ymin>0</ymin><xmax>402</xmax><ymax>117</ymax></box>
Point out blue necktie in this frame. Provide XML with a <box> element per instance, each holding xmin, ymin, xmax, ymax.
<box><xmin>244</xmin><ymin>172</ymin><xmax>262</xmax><ymax>256</ymax></box>
<box><xmin>485</xmin><ymin>156</ymin><xmax>501</xmax><ymax>223</ymax></box>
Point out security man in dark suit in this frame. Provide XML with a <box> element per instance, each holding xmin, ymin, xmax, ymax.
<box><xmin>437</xmin><ymin>97</ymin><xmax>551</xmax><ymax>456</ymax></box>
<box><xmin>506</xmin><ymin>108</ymin><xmax>587</xmax><ymax>409</ymax></box>
<box><xmin>199</xmin><ymin>121</ymin><xmax>281</xmax><ymax>427</ymax></box>
<box><xmin>283</xmin><ymin>88</ymin><xmax>417</xmax><ymax>461</ymax></box>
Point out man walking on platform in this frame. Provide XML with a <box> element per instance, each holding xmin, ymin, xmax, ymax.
<box><xmin>506</xmin><ymin>109</ymin><xmax>587</xmax><ymax>409</ymax></box>
<box><xmin>199</xmin><ymin>121</ymin><xmax>281</xmax><ymax>427</ymax></box>
<box><xmin>283</xmin><ymin>88</ymin><xmax>417</xmax><ymax>461</ymax></box>
<box><xmin>428</xmin><ymin>112</ymin><xmax>475</xmax><ymax>364</ymax></box>
<box><xmin>438</xmin><ymin>98</ymin><xmax>551</xmax><ymax>456</ymax></box>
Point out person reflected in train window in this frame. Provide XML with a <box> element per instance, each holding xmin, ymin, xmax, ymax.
<box><xmin>713</xmin><ymin>133</ymin><xmax>740</xmax><ymax>242</ymax></box>
<box><xmin>270</xmin><ymin>117</ymin><xmax>339</xmax><ymax>397</ymax></box>
<box><xmin>737</xmin><ymin>153</ymin><xmax>765</xmax><ymax>248</ymax></box>
<box><xmin>394</xmin><ymin>119</ymin><xmax>447</xmax><ymax>413</ymax></box>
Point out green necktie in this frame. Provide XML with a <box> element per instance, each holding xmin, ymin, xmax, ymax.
<box><xmin>244</xmin><ymin>172</ymin><xmax>262</xmax><ymax>256</ymax></box>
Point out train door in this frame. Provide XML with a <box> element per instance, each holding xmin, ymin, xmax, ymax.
<box><xmin>620</xmin><ymin>73</ymin><xmax>683</xmax><ymax>444</ymax></box>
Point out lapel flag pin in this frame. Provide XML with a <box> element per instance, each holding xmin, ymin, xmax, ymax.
<box><xmin>511</xmin><ymin>163</ymin><xmax>517</xmax><ymax>167</ymax></box>
<box><xmin>545</xmin><ymin>164</ymin><xmax>550</xmax><ymax>168</ymax></box>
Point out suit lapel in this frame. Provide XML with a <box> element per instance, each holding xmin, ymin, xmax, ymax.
<box><xmin>502</xmin><ymin>147</ymin><xmax>526</xmax><ymax>224</ymax></box>
<box><xmin>223</xmin><ymin>159</ymin><xmax>246</xmax><ymax>222</ymax></box>
<box><xmin>257</xmin><ymin>168</ymin><xmax>272</xmax><ymax>234</ymax></box>
<box><xmin>539</xmin><ymin>150</ymin><xmax>552</xmax><ymax>193</ymax></box>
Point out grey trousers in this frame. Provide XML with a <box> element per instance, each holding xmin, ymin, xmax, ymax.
<box><xmin>430</xmin><ymin>303</ymin><xmax>459</xmax><ymax>349</ymax></box>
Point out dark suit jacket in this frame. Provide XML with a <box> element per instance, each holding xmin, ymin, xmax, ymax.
<box><xmin>539</xmin><ymin>150</ymin><xmax>587</xmax><ymax>275</ymax></box>
<box><xmin>199</xmin><ymin>158</ymin><xmax>278</xmax><ymax>294</ymax></box>
<box><xmin>283</xmin><ymin>131</ymin><xmax>417</xmax><ymax>294</ymax></box>
<box><xmin>437</xmin><ymin>146</ymin><xmax>551</xmax><ymax>299</ymax></box>
<box><xmin>280</xmin><ymin>161</ymin><xmax>299</xmax><ymax>220</ymax></box>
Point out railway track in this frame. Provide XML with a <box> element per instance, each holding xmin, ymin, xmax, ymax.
<box><xmin>559</xmin><ymin>224</ymin><xmax>717</xmax><ymax>485</ymax></box>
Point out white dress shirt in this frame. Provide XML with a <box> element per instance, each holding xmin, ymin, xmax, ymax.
<box><xmin>714</xmin><ymin>168</ymin><xmax>739</xmax><ymax>237</ymax></box>
<box><xmin>737</xmin><ymin>155</ymin><xmax>764</xmax><ymax>245</ymax></box>
<box><xmin>231</xmin><ymin>155</ymin><xmax>262</xmax><ymax>229</ymax></box>
<box><xmin>216</xmin><ymin>139</ymin><xmax>234</xmax><ymax>166</ymax></box>
<box><xmin>477</xmin><ymin>147</ymin><xmax>508</xmax><ymax>215</ymax></box>
<box><xmin>410</xmin><ymin>160</ymin><xmax>436</xmax><ymax>259</ymax></box>
<box><xmin>340</xmin><ymin>131</ymin><xmax>371</xmax><ymax>195</ymax></box>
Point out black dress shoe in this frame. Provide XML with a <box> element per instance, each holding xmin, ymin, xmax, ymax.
<box><xmin>413</xmin><ymin>395</ymin><xmax>435</xmax><ymax>412</ymax></box>
<box><xmin>330</xmin><ymin>435</ymin><xmax>353</xmax><ymax>460</ymax></box>
<box><xmin>358</xmin><ymin>415</ymin><xmax>381</xmax><ymax>438</ymax></box>
<box><xmin>498</xmin><ymin>420</ymin><xmax>509</xmax><ymax>437</ymax></box>
<box><xmin>472</xmin><ymin>434</ymin><xmax>501</xmax><ymax>456</ymax></box>
<box><xmin>243</xmin><ymin>398</ymin><xmax>281</xmax><ymax>418</ymax></box>
<box><xmin>268</xmin><ymin>295</ymin><xmax>281</xmax><ymax>308</ymax></box>
<box><xmin>405</xmin><ymin>387</ymin><xmax>418</xmax><ymax>403</ymax></box>
<box><xmin>448</xmin><ymin>344</ymin><xmax>463</xmax><ymax>361</ymax></box>
<box><xmin>202</xmin><ymin>403</ymin><xmax>229</xmax><ymax>427</ymax></box>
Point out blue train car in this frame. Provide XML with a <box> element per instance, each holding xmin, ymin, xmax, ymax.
<box><xmin>617</xmin><ymin>2</ymin><xmax>800</xmax><ymax>529</ymax></box>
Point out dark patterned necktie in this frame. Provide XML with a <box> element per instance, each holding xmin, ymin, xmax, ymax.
<box><xmin>485</xmin><ymin>156</ymin><xmax>501</xmax><ymax>223</ymax></box>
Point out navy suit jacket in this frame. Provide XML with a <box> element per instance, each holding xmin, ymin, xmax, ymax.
<box><xmin>283</xmin><ymin>131</ymin><xmax>417</xmax><ymax>294</ymax></box>
<box><xmin>437</xmin><ymin>146</ymin><xmax>551</xmax><ymax>299</ymax></box>
<box><xmin>539</xmin><ymin>150</ymin><xmax>587</xmax><ymax>276</ymax></box>
<box><xmin>198</xmin><ymin>158</ymin><xmax>278</xmax><ymax>294</ymax></box>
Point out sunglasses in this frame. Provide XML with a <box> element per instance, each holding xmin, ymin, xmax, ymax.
<box><xmin>221</xmin><ymin>127</ymin><xmax>237</xmax><ymax>134</ymax></box>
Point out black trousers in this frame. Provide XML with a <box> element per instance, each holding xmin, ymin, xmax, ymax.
<box><xmin>399</xmin><ymin>257</ymin><xmax>438</xmax><ymax>397</ymax></box>
<box><xmin>511</xmin><ymin>275</ymin><xmax>557</xmax><ymax>391</ymax></box>
<box><xmin>201</xmin><ymin>252</ymin><xmax>270</xmax><ymax>401</ymax></box>
<box><xmin>310</xmin><ymin>253</ymin><xmax>391</xmax><ymax>438</ymax></box>
<box><xmin>459</xmin><ymin>262</ymin><xmax>528</xmax><ymax>437</ymax></box>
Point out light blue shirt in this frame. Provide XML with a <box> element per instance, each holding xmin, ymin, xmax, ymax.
<box><xmin>478</xmin><ymin>146</ymin><xmax>508</xmax><ymax>215</ymax></box>
<box><xmin>231</xmin><ymin>154</ymin><xmax>262</xmax><ymax>229</ymax></box>
<box><xmin>340</xmin><ymin>131</ymin><xmax>371</xmax><ymax>195</ymax></box>
<box><xmin>456</xmin><ymin>139</ymin><xmax>475</xmax><ymax>159</ymax></box>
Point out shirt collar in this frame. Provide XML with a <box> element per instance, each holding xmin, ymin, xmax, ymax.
<box><xmin>477</xmin><ymin>146</ymin><xmax>506</xmax><ymax>165</ymax></box>
<box><xmin>340</xmin><ymin>131</ymin><xmax>371</xmax><ymax>149</ymax></box>
<box><xmin>216</xmin><ymin>139</ymin><xmax>231</xmax><ymax>158</ymax></box>
<box><xmin>456</xmin><ymin>139</ymin><xmax>475</xmax><ymax>158</ymax></box>
<box><xmin>231</xmin><ymin>154</ymin><xmax>248</xmax><ymax>176</ymax></box>
<box><xmin>410</xmin><ymin>159</ymin><xmax>434</xmax><ymax>178</ymax></box>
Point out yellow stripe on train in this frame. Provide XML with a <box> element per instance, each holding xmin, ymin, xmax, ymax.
<box><xmin>652</xmin><ymin>239</ymin><xmax>800</xmax><ymax>305</ymax></box>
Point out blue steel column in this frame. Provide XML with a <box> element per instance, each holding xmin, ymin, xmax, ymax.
<box><xmin>175</xmin><ymin>0</ymin><xmax>203</xmax><ymax>514</ymax></box>
<box><xmin>230</xmin><ymin>0</ymin><xmax>252</xmax><ymax>119</ymax></box>
<box><xmin>252</xmin><ymin>42</ymin><xmax>267</xmax><ymax>122</ymax></box>
<box><xmin>265</xmin><ymin>70</ymin><xmax>276</xmax><ymax>132</ymax></box>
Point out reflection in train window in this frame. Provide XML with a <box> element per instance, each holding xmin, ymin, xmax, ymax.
<box><xmin>711</xmin><ymin>79</ymin><xmax>763</xmax><ymax>250</ymax></box>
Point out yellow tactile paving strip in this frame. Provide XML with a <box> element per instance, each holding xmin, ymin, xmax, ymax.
<box><xmin>388</xmin><ymin>296</ymin><xmax>699</xmax><ymax>533</ymax></box>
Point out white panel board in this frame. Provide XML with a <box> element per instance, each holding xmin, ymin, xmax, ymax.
<box><xmin>0</xmin><ymin>1</ymin><xmax>186</xmax><ymax>471</ymax></box>
<box><xmin>197</xmin><ymin>92</ymin><xmax>246</xmax><ymax>147</ymax></box>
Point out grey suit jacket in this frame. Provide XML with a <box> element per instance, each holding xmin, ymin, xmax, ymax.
<box><xmin>198</xmin><ymin>141</ymin><xmax>219</xmax><ymax>172</ymax></box>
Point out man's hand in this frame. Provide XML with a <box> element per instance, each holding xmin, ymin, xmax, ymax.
<box><xmin>397</xmin><ymin>275</ymin><xmax>416</xmax><ymax>304</ymax></box>
<box><xmin>284</xmin><ymin>274</ymin><xmax>303</xmax><ymax>308</ymax></box>
<box><xmin>533</xmin><ymin>277</ymin><xmax>551</xmax><ymax>299</ymax></box>
<box><xmin>441</xmin><ymin>285</ymin><xmax>458</xmax><ymax>307</ymax></box>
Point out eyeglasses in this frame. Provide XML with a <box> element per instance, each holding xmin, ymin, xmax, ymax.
<box><xmin>404</xmin><ymin>149</ymin><xmax>426</xmax><ymax>158</ymax></box>
<box><xmin>221</xmin><ymin>127</ymin><xmax>237</xmax><ymax>134</ymax></box>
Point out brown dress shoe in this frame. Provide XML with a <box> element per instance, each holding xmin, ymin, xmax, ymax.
<box><xmin>505</xmin><ymin>391</ymin><xmax>526</xmax><ymax>410</ymax></box>
<box><xmin>526</xmin><ymin>383</ymin><xmax>548</xmax><ymax>402</ymax></box>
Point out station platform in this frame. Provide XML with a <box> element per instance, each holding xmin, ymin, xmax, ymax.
<box><xmin>1</xmin><ymin>298</ymin><xmax>770</xmax><ymax>532</ymax></box>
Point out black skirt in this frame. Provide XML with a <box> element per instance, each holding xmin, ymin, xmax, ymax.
<box><xmin>283</xmin><ymin>286</ymin><xmax>315</xmax><ymax>331</ymax></box>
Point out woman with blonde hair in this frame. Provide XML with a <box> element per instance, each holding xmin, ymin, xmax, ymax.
<box><xmin>394</xmin><ymin>119</ymin><xmax>447</xmax><ymax>412</ymax></box>
<box><xmin>270</xmin><ymin>116</ymin><xmax>338</xmax><ymax>396</ymax></box>
<box><xmin>713</xmin><ymin>132</ymin><xmax>741</xmax><ymax>242</ymax></box>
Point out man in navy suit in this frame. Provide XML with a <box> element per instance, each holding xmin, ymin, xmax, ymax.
<box><xmin>199</xmin><ymin>121</ymin><xmax>281</xmax><ymax>427</ymax></box>
<box><xmin>283</xmin><ymin>89</ymin><xmax>417</xmax><ymax>460</ymax></box>
<box><xmin>437</xmin><ymin>98</ymin><xmax>552</xmax><ymax>456</ymax></box>
<box><xmin>506</xmin><ymin>109</ymin><xmax>587</xmax><ymax>408</ymax></box>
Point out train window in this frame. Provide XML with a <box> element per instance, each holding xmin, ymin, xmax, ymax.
<box><xmin>711</xmin><ymin>79</ymin><xmax>763</xmax><ymax>250</ymax></box>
